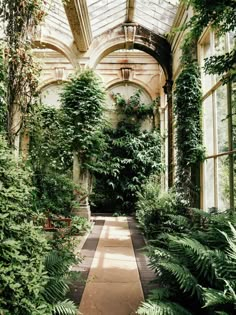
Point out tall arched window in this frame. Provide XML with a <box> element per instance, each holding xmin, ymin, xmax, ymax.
<box><xmin>199</xmin><ymin>30</ymin><xmax>235</xmax><ymax>211</ymax></box>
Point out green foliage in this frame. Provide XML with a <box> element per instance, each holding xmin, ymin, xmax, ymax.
<box><xmin>137</xmin><ymin>301</ymin><xmax>192</xmax><ymax>315</ymax></box>
<box><xmin>43</xmin><ymin>251</ymin><xmax>78</xmax><ymax>315</ymax></box>
<box><xmin>91</xmin><ymin>120</ymin><xmax>162</xmax><ymax>212</ymax></box>
<box><xmin>184</xmin><ymin>0</ymin><xmax>236</xmax><ymax>83</ymax></box>
<box><xmin>174</xmin><ymin>61</ymin><xmax>204</xmax><ymax>206</ymax></box>
<box><xmin>70</xmin><ymin>216</ymin><xmax>91</xmax><ymax>235</ymax></box>
<box><xmin>136</xmin><ymin>176</ymin><xmax>178</xmax><ymax>238</ymax></box>
<box><xmin>137</xmin><ymin>203</ymin><xmax>236</xmax><ymax>314</ymax></box>
<box><xmin>60</xmin><ymin>69</ymin><xmax>106</xmax><ymax>164</ymax></box>
<box><xmin>0</xmin><ymin>0</ymin><xmax>46</xmax><ymax>146</ymax></box>
<box><xmin>0</xmin><ymin>48</ymin><xmax>7</xmax><ymax>134</ymax></box>
<box><xmin>32</xmin><ymin>172</ymin><xmax>76</xmax><ymax>216</ymax></box>
<box><xmin>0</xmin><ymin>135</ymin><xmax>51</xmax><ymax>315</ymax></box>
<box><xmin>113</xmin><ymin>89</ymin><xmax>155</xmax><ymax>122</ymax></box>
<box><xmin>184</xmin><ymin>0</ymin><xmax>235</xmax><ymax>36</ymax></box>
<box><xmin>52</xmin><ymin>300</ymin><xmax>78</xmax><ymax>315</ymax></box>
<box><xmin>28</xmin><ymin>104</ymin><xmax>75</xmax><ymax>216</ymax></box>
<box><xmin>29</xmin><ymin>104</ymin><xmax>73</xmax><ymax>173</ymax></box>
<box><xmin>204</xmin><ymin>49</ymin><xmax>236</xmax><ymax>84</ymax></box>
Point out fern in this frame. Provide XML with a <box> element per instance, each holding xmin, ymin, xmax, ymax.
<box><xmin>148</xmin><ymin>288</ymin><xmax>172</xmax><ymax>301</ymax></box>
<box><xmin>52</xmin><ymin>299</ymin><xmax>78</xmax><ymax>315</ymax></box>
<box><xmin>167</xmin><ymin>235</ymin><xmax>218</xmax><ymax>284</ymax></box>
<box><xmin>201</xmin><ymin>286</ymin><xmax>236</xmax><ymax>308</ymax></box>
<box><xmin>137</xmin><ymin>300</ymin><xmax>192</xmax><ymax>315</ymax></box>
<box><xmin>156</xmin><ymin>262</ymin><xmax>198</xmax><ymax>295</ymax></box>
<box><xmin>43</xmin><ymin>251</ymin><xmax>78</xmax><ymax>314</ymax></box>
<box><xmin>44</xmin><ymin>279</ymin><xmax>68</xmax><ymax>303</ymax></box>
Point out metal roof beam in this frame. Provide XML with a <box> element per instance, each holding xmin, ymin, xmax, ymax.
<box><xmin>64</xmin><ymin>0</ymin><xmax>92</xmax><ymax>52</ymax></box>
<box><xmin>126</xmin><ymin>0</ymin><xmax>135</xmax><ymax>23</ymax></box>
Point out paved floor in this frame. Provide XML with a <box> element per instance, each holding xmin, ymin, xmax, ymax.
<box><xmin>70</xmin><ymin>216</ymin><xmax>155</xmax><ymax>315</ymax></box>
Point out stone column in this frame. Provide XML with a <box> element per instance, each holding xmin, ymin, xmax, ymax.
<box><xmin>163</xmin><ymin>80</ymin><xmax>173</xmax><ymax>188</ymax></box>
<box><xmin>73</xmin><ymin>152</ymin><xmax>91</xmax><ymax>220</ymax></box>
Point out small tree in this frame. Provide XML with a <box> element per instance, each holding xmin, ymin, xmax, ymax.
<box><xmin>60</xmin><ymin>69</ymin><xmax>106</xmax><ymax>167</ymax></box>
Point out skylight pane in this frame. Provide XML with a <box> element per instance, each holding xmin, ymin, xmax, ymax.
<box><xmin>88</xmin><ymin>0</ymin><xmax>127</xmax><ymax>37</ymax></box>
<box><xmin>134</xmin><ymin>0</ymin><xmax>178</xmax><ymax>35</ymax></box>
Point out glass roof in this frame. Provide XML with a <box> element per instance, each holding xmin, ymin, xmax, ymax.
<box><xmin>134</xmin><ymin>0</ymin><xmax>178</xmax><ymax>35</ymax></box>
<box><xmin>87</xmin><ymin>0</ymin><xmax>179</xmax><ymax>38</ymax></box>
<box><xmin>87</xmin><ymin>0</ymin><xmax>127</xmax><ymax>37</ymax></box>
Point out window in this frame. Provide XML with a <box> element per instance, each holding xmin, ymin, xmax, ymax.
<box><xmin>199</xmin><ymin>30</ymin><xmax>235</xmax><ymax>211</ymax></box>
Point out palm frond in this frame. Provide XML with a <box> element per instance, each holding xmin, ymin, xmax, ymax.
<box><xmin>137</xmin><ymin>300</ymin><xmax>192</xmax><ymax>315</ymax></box>
<box><xmin>52</xmin><ymin>299</ymin><xmax>78</xmax><ymax>315</ymax></box>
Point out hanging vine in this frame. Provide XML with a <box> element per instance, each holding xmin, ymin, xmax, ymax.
<box><xmin>0</xmin><ymin>0</ymin><xmax>46</xmax><ymax>146</ymax></box>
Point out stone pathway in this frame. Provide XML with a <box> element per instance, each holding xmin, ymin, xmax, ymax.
<box><xmin>70</xmin><ymin>216</ymin><xmax>155</xmax><ymax>315</ymax></box>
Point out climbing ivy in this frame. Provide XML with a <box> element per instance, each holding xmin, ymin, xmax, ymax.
<box><xmin>112</xmin><ymin>89</ymin><xmax>155</xmax><ymax>122</ymax></box>
<box><xmin>174</xmin><ymin>0</ymin><xmax>236</xmax><ymax>206</ymax></box>
<box><xmin>184</xmin><ymin>0</ymin><xmax>236</xmax><ymax>82</ymax></box>
<box><xmin>174</xmin><ymin>59</ymin><xmax>205</xmax><ymax>206</ymax></box>
<box><xmin>0</xmin><ymin>0</ymin><xmax>46</xmax><ymax>146</ymax></box>
<box><xmin>0</xmin><ymin>48</ymin><xmax>7</xmax><ymax>134</ymax></box>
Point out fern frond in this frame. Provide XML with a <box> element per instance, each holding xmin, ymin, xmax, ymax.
<box><xmin>157</xmin><ymin>262</ymin><xmax>198</xmax><ymax>295</ymax></box>
<box><xmin>167</xmin><ymin>235</ymin><xmax>217</xmax><ymax>283</ymax></box>
<box><xmin>137</xmin><ymin>300</ymin><xmax>192</xmax><ymax>315</ymax></box>
<box><xmin>148</xmin><ymin>287</ymin><xmax>171</xmax><ymax>301</ymax></box>
<box><xmin>45</xmin><ymin>251</ymin><xmax>71</xmax><ymax>276</ymax></box>
<box><xmin>52</xmin><ymin>299</ymin><xmax>78</xmax><ymax>315</ymax></box>
<box><xmin>223</xmin><ymin>223</ymin><xmax>236</xmax><ymax>261</ymax></box>
<box><xmin>201</xmin><ymin>286</ymin><xmax>236</xmax><ymax>308</ymax></box>
<box><xmin>44</xmin><ymin>279</ymin><xmax>68</xmax><ymax>303</ymax></box>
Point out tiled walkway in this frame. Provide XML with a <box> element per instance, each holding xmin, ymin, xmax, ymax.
<box><xmin>70</xmin><ymin>216</ymin><xmax>155</xmax><ymax>315</ymax></box>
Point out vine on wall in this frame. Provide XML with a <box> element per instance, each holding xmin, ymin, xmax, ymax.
<box><xmin>0</xmin><ymin>0</ymin><xmax>46</xmax><ymax>146</ymax></box>
<box><xmin>174</xmin><ymin>55</ymin><xmax>204</xmax><ymax>206</ymax></box>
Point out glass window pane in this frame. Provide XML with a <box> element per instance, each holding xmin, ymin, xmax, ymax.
<box><xmin>203</xmin><ymin>95</ymin><xmax>214</xmax><ymax>156</ymax></box>
<box><xmin>214</xmin><ymin>34</ymin><xmax>226</xmax><ymax>82</ymax></box>
<box><xmin>216</xmin><ymin>85</ymin><xmax>228</xmax><ymax>153</ymax></box>
<box><xmin>205</xmin><ymin>158</ymin><xmax>215</xmax><ymax>210</ymax></box>
<box><xmin>228</xmin><ymin>31</ymin><xmax>236</xmax><ymax>52</ymax></box>
<box><xmin>201</xmin><ymin>33</ymin><xmax>213</xmax><ymax>93</ymax></box>
<box><xmin>217</xmin><ymin>156</ymin><xmax>230</xmax><ymax>210</ymax></box>
<box><xmin>214</xmin><ymin>34</ymin><xmax>226</xmax><ymax>55</ymax></box>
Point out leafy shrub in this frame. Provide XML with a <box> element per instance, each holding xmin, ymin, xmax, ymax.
<box><xmin>29</xmin><ymin>104</ymin><xmax>73</xmax><ymax>173</ymax></box>
<box><xmin>0</xmin><ymin>135</ymin><xmax>50</xmax><ymax>315</ymax></box>
<box><xmin>28</xmin><ymin>104</ymin><xmax>76</xmax><ymax>216</ymax></box>
<box><xmin>136</xmin><ymin>176</ymin><xmax>179</xmax><ymax>238</ymax></box>
<box><xmin>91</xmin><ymin>122</ymin><xmax>162</xmax><ymax>213</ymax></box>
<box><xmin>60</xmin><ymin>69</ymin><xmax>106</xmax><ymax>164</ymax></box>
<box><xmin>70</xmin><ymin>216</ymin><xmax>91</xmax><ymax>235</ymax></box>
<box><xmin>32</xmin><ymin>171</ymin><xmax>76</xmax><ymax>216</ymax></box>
